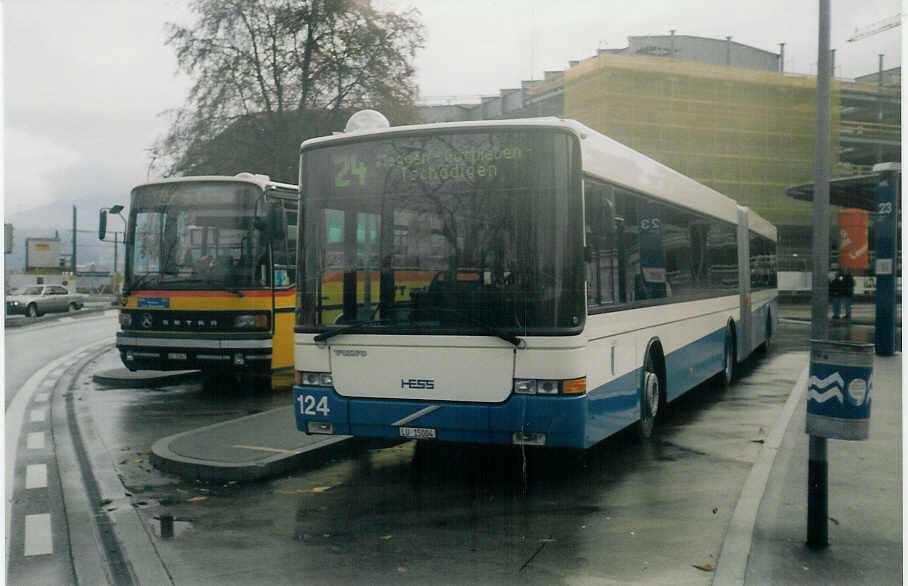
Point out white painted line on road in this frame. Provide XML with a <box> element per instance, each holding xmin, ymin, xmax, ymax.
<box><xmin>24</xmin><ymin>513</ymin><xmax>53</xmax><ymax>556</ymax></box>
<box><xmin>30</xmin><ymin>409</ymin><xmax>46</xmax><ymax>423</ymax></box>
<box><xmin>25</xmin><ymin>464</ymin><xmax>48</xmax><ymax>489</ymax></box>
<box><xmin>26</xmin><ymin>432</ymin><xmax>45</xmax><ymax>450</ymax></box>
<box><xmin>34</xmin><ymin>392</ymin><xmax>49</xmax><ymax>403</ymax></box>
<box><xmin>712</xmin><ymin>361</ymin><xmax>810</xmax><ymax>586</ymax></box>
<box><xmin>6</xmin><ymin>337</ymin><xmax>112</xmax><ymax>565</ymax></box>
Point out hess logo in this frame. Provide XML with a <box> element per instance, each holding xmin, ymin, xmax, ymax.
<box><xmin>401</xmin><ymin>378</ymin><xmax>435</xmax><ymax>390</ymax></box>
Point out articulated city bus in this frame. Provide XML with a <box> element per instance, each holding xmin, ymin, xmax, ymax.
<box><xmin>105</xmin><ymin>173</ymin><xmax>299</xmax><ymax>380</ymax></box>
<box><xmin>292</xmin><ymin>114</ymin><xmax>777</xmax><ymax>448</ymax></box>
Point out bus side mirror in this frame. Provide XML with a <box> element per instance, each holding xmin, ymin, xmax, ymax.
<box><xmin>257</xmin><ymin>204</ymin><xmax>286</xmax><ymax>243</ymax></box>
<box><xmin>99</xmin><ymin>210</ymin><xmax>108</xmax><ymax>240</ymax></box>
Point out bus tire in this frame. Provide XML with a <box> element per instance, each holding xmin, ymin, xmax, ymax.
<box><xmin>718</xmin><ymin>324</ymin><xmax>736</xmax><ymax>388</ymax></box>
<box><xmin>636</xmin><ymin>345</ymin><xmax>663</xmax><ymax>440</ymax></box>
<box><xmin>760</xmin><ymin>312</ymin><xmax>772</xmax><ymax>355</ymax></box>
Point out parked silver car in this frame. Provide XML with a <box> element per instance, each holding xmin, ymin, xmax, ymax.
<box><xmin>6</xmin><ymin>285</ymin><xmax>84</xmax><ymax>317</ymax></box>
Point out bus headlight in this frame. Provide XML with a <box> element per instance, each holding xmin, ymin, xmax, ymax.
<box><xmin>514</xmin><ymin>379</ymin><xmax>537</xmax><ymax>394</ymax></box>
<box><xmin>234</xmin><ymin>314</ymin><xmax>269</xmax><ymax>329</ymax></box>
<box><xmin>296</xmin><ymin>371</ymin><xmax>333</xmax><ymax>386</ymax></box>
<box><xmin>513</xmin><ymin>377</ymin><xmax>586</xmax><ymax>395</ymax></box>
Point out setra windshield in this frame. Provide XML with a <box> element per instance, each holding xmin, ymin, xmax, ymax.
<box><xmin>298</xmin><ymin>128</ymin><xmax>584</xmax><ymax>336</ymax></box>
<box><xmin>126</xmin><ymin>181</ymin><xmax>270</xmax><ymax>291</ymax></box>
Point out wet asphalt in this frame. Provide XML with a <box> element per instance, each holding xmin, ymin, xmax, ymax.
<box><xmin>62</xmin><ymin>316</ymin><xmax>836</xmax><ymax>585</ymax></box>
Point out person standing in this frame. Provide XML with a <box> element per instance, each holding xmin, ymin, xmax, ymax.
<box><xmin>829</xmin><ymin>267</ymin><xmax>854</xmax><ymax>320</ymax></box>
<box><xmin>842</xmin><ymin>269</ymin><xmax>855</xmax><ymax>320</ymax></box>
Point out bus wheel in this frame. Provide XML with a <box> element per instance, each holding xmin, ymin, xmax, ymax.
<box><xmin>636</xmin><ymin>351</ymin><xmax>661</xmax><ymax>439</ymax></box>
<box><xmin>760</xmin><ymin>313</ymin><xmax>772</xmax><ymax>355</ymax></box>
<box><xmin>719</xmin><ymin>326</ymin><xmax>736</xmax><ymax>388</ymax></box>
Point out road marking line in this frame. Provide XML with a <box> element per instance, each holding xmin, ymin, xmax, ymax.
<box><xmin>231</xmin><ymin>444</ymin><xmax>299</xmax><ymax>455</ymax></box>
<box><xmin>30</xmin><ymin>409</ymin><xmax>46</xmax><ymax>423</ymax></box>
<box><xmin>59</xmin><ymin>317</ymin><xmax>74</xmax><ymax>323</ymax></box>
<box><xmin>26</xmin><ymin>432</ymin><xmax>45</xmax><ymax>450</ymax></box>
<box><xmin>25</xmin><ymin>464</ymin><xmax>47</xmax><ymax>489</ymax></box>
<box><xmin>24</xmin><ymin>513</ymin><xmax>53</xmax><ymax>556</ymax></box>
<box><xmin>41</xmin><ymin>379</ymin><xmax>55</xmax><ymax>389</ymax></box>
<box><xmin>5</xmin><ymin>338</ymin><xmax>112</xmax><ymax>565</ymax></box>
<box><xmin>34</xmin><ymin>392</ymin><xmax>49</xmax><ymax>403</ymax></box>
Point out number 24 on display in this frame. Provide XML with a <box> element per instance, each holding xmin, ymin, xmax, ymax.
<box><xmin>335</xmin><ymin>155</ymin><xmax>366</xmax><ymax>187</ymax></box>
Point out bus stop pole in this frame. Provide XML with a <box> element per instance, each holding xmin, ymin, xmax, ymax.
<box><xmin>808</xmin><ymin>0</ymin><xmax>831</xmax><ymax>549</ymax></box>
<box><xmin>873</xmin><ymin>165</ymin><xmax>899</xmax><ymax>355</ymax></box>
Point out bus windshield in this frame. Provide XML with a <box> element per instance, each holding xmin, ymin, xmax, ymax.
<box><xmin>299</xmin><ymin>128</ymin><xmax>584</xmax><ymax>336</ymax></box>
<box><xmin>127</xmin><ymin>181</ymin><xmax>269</xmax><ymax>291</ymax></box>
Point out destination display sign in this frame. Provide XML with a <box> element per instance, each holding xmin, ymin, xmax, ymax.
<box><xmin>307</xmin><ymin>130</ymin><xmax>571</xmax><ymax>198</ymax></box>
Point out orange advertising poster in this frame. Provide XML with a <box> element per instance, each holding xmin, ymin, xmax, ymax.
<box><xmin>839</xmin><ymin>208</ymin><xmax>868</xmax><ymax>270</ymax></box>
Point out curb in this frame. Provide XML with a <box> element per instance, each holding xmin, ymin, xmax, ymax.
<box><xmin>150</xmin><ymin>408</ymin><xmax>353</xmax><ymax>483</ymax></box>
<box><xmin>712</xmin><ymin>360</ymin><xmax>810</xmax><ymax>585</ymax></box>
<box><xmin>92</xmin><ymin>368</ymin><xmax>200</xmax><ymax>388</ymax></box>
<box><xmin>52</xmin><ymin>343</ymin><xmax>173</xmax><ymax>585</ymax></box>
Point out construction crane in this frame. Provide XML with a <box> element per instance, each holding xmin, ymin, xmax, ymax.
<box><xmin>847</xmin><ymin>13</ymin><xmax>901</xmax><ymax>42</ymax></box>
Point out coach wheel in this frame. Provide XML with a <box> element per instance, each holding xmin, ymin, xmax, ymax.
<box><xmin>636</xmin><ymin>351</ymin><xmax>661</xmax><ymax>439</ymax></box>
<box><xmin>27</xmin><ymin>304</ymin><xmax>39</xmax><ymax>318</ymax></box>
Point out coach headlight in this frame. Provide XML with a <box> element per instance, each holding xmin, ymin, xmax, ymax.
<box><xmin>234</xmin><ymin>314</ymin><xmax>269</xmax><ymax>329</ymax></box>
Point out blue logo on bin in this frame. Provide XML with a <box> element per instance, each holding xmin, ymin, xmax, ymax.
<box><xmin>806</xmin><ymin>340</ymin><xmax>873</xmax><ymax>440</ymax></box>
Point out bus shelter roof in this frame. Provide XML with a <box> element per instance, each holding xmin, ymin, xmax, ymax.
<box><xmin>786</xmin><ymin>164</ymin><xmax>900</xmax><ymax>211</ymax></box>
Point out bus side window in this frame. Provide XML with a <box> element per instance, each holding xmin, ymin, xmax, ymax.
<box><xmin>615</xmin><ymin>188</ymin><xmax>637</xmax><ymax>304</ymax></box>
<box><xmin>585</xmin><ymin>182</ymin><xmax>618</xmax><ymax>309</ymax></box>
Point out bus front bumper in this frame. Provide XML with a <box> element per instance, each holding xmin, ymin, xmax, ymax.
<box><xmin>292</xmin><ymin>386</ymin><xmax>588</xmax><ymax>449</ymax></box>
<box><xmin>116</xmin><ymin>332</ymin><xmax>272</xmax><ymax>372</ymax></box>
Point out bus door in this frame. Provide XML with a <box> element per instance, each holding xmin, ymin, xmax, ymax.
<box><xmin>737</xmin><ymin>206</ymin><xmax>753</xmax><ymax>358</ymax></box>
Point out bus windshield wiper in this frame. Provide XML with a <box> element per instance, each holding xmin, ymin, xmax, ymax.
<box><xmin>123</xmin><ymin>273</ymin><xmax>158</xmax><ymax>296</ymax></box>
<box><xmin>313</xmin><ymin>319</ymin><xmax>390</xmax><ymax>344</ymax></box>
<box><xmin>435</xmin><ymin>308</ymin><xmax>525</xmax><ymax>349</ymax></box>
<box><xmin>214</xmin><ymin>281</ymin><xmax>244</xmax><ymax>297</ymax></box>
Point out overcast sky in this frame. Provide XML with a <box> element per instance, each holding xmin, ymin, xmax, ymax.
<box><xmin>3</xmin><ymin>0</ymin><xmax>902</xmax><ymax>217</ymax></box>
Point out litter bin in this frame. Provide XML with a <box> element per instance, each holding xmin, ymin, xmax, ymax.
<box><xmin>806</xmin><ymin>340</ymin><xmax>874</xmax><ymax>440</ymax></box>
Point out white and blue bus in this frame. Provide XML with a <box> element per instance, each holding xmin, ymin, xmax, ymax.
<box><xmin>292</xmin><ymin>114</ymin><xmax>777</xmax><ymax>449</ymax></box>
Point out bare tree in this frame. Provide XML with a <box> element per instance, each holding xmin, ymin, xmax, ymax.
<box><xmin>153</xmin><ymin>0</ymin><xmax>424</xmax><ymax>182</ymax></box>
